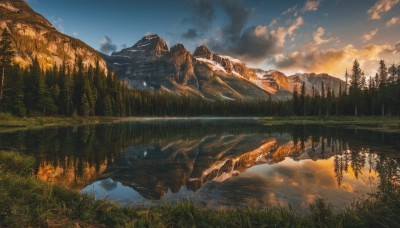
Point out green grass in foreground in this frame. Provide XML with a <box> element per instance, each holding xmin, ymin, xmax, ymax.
<box><xmin>0</xmin><ymin>151</ymin><xmax>399</xmax><ymax>227</ymax></box>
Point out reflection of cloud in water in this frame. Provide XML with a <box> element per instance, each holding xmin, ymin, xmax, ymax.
<box><xmin>197</xmin><ymin>157</ymin><xmax>377</xmax><ymax>210</ymax></box>
<box><xmin>100</xmin><ymin>179</ymin><xmax>118</xmax><ymax>191</ymax></box>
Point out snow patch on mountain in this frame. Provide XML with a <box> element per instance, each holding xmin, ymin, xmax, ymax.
<box><xmin>218</xmin><ymin>55</ymin><xmax>242</xmax><ymax>64</ymax></box>
<box><xmin>195</xmin><ymin>57</ymin><xmax>227</xmax><ymax>73</ymax></box>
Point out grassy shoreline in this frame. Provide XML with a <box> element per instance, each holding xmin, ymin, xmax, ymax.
<box><xmin>0</xmin><ymin>151</ymin><xmax>399</xmax><ymax>227</ymax></box>
<box><xmin>1</xmin><ymin>113</ymin><xmax>399</xmax><ymax>133</ymax></box>
<box><xmin>260</xmin><ymin>116</ymin><xmax>400</xmax><ymax>133</ymax></box>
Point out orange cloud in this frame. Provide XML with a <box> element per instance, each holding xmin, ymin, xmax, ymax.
<box><xmin>368</xmin><ymin>0</ymin><xmax>399</xmax><ymax>20</ymax></box>
<box><xmin>273</xmin><ymin>42</ymin><xmax>400</xmax><ymax>78</ymax></box>
<box><xmin>313</xmin><ymin>27</ymin><xmax>336</xmax><ymax>45</ymax></box>
<box><xmin>386</xmin><ymin>17</ymin><xmax>399</xmax><ymax>26</ymax></box>
<box><xmin>302</xmin><ymin>0</ymin><xmax>321</xmax><ymax>12</ymax></box>
<box><xmin>361</xmin><ymin>29</ymin><xmax>379</xmax><ymax>43</ymax></box>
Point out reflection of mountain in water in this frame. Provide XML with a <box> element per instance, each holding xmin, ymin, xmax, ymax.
<box><xmin>0</xmin><ymin>121</ymin><xmax>399</xmax><ymax>202</ymax></box>
<box><xmin>100</xmin><ymin>135</ymin><xmax>279</xmax><ymax>200</ymax></box>
<box><xmin>98</xmin><ymin>127</ymin><xmax>399</xmax><ymax>201</ymax></box>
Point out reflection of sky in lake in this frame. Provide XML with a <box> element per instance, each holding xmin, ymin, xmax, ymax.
<box><xmin>83</xmin><ymin>156</ymin><xmax>378</xmax><ymax>210</ymax></box>
<box><xmin>82</xmin><ymin>179</ymin><xmax>149</xmax><ymax>206</ymax></box>
<box><xmin>2</xmin><ymin>121</ymin><xmax>397</xmax><ymax>210</ymax></box>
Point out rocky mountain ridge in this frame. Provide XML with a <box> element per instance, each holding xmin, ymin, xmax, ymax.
<box><xmin>106</xmin><ymin>35</ymin><xmax>273</xmax><ymax>101</ymax></box>
<box><xmin>0</xmin><ymin>0</ymin><xmax>107</xmax><ymax>71</ymax></box>
<box><xmin>106</xmin><ymin>35</ymin><xmax>344</xmax><ymax>100</ymax></box>
<box><xmin>2</xmin><ymin>0</ymin><xmax>345</xmax><ymax>101</ymax></box>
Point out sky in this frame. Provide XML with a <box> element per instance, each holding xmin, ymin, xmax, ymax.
<box><xmin>27</xmin><ymin>0</ymin><xmax>400</xmax><ymax>78</ymax></box>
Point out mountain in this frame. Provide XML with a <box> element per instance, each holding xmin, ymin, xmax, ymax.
<box><xmin>97</xmin><ymin>131</ymin><xmax>337</xmax><ymax>201</ymax></box>
<box><xmin>251</xmin><ymin>69</ymin><xmax>293</xmax><ymax>99</ymax></box>
<box><xmin>2</xmin><ymin>0</ymin><xmax>344</xmax><ymax>101</ymax></box>
<box><xmin>0</xmin><ymin>0</ymin><xmax>107</xmax><ymax>70</ymax></box>
<box><xmin>106</xmin><ymin>35</ymin><xmax>344</xmax><ymax>100</ymax></box>
<box><xmin>288</xmin><ymin>73</ymin><xmax>344</xmax><ymax>96</ymax></box>
<box><xmin>105</xmin><ymin>36</ymin><xmax>272</xmax><ymax>101</ymax></box>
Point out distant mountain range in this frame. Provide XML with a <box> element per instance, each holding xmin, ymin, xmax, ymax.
<box><xmin>1</xmin><ymin>0</ymin><xmax>344</xmax><ymax>101</ymax></box>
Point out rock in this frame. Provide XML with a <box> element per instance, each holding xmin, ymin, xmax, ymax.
<box><xmin>0</xmin><ymin>0</ymin><xmax>107</xmax><ymax>71</ymax></box>
<box><xmin>193</xmin><ymin>45</ymin><xmax>212</xmax><ymax>60</ymax></box>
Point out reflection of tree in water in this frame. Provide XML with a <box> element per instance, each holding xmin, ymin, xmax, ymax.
<box><xmin>287</xmin><ymin>125</ymin><xmax>399</xmax><ymax>188</ymax></box>
<box><xmin>0</xmin><ymin>122</ymin><xmax>399</xmax><ymax>195</ymax></box>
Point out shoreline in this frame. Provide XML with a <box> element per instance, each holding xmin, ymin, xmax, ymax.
<box><xmin>0</xmin><ymin>113</ymin><xmax>399</xmax><ymax>133</ymax></box>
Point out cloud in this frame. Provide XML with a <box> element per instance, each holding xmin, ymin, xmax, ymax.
<box><xmin>313</xmin><ymin>27</ymin><xmax>335</xmax><ymax>45</ymax></box>
<box><xmin>72</xmin><ymin>31</ymin><xmax>78</xmax><ymax>36</ymax></box>
<box><xmin>368</xmin><ymin>0</ymin><xmax>399</xmax><ymax>20</ymax></box>
<box><xmin>272</xmin><ymin>43</ymin><xmax>400</xmax><ymax>78</ymax></box>
<box><xmin>386</xmin><ymin>17</ymin><xmax>399</xmax><ymax>26</ymax></box>
<box><xmin>361</xmin><ymin>29</ymin><xmax>379</xmax><ymax>43</ymax></box>
<box><xmin>207</xmin><ymin>0</ymin><xmax>304</xmax><ymax>64</ymax></box>
<box><xmin>287</xmin><ymin>17</ymin><xmax>304</xmax><ymax>36</ymax></box>
<box><xmin>219</xmin><ymin>0</ymin><xmax>251</xmax><ymax>37</ymax></box>
<box><xmin>282</xmin><ymin>5</ymin><xmax>298</xmax><ymax>17</ymax></box>
<box><xmin>181</xmin><ymin>0</ymin><xmax>215</xmax><ymax>40</ymax></box>
<box><xmin>211</xmin><ymin>26</ymin><xmax>287</xmax><ymax>63</ymax></box>
<box><xmin>99</xmin><ymin>36</ymin><xmax>117</xmax><ymax>54</ymax></box>
<box><xmin>302</xmin><ymin>0</ymin><xmax>321</xmax><ymax>12</ymax></box>
<box><xmin>182</xmin><ymin>28</ymin><xmax>199</xmax><ymax>39</ymax></box>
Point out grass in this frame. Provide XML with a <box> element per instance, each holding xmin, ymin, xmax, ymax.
<box><xmin>260</xmin><ymin>116</ymin><xmax>400</xmax><ymax>133</ymax></box>
<box><xmin>0</xmin><ymin>151</ymin><xmax>399</xmax><ymax>227</ymax></box>
<box><xmin>0</xmin><ymin>113</ymin><xmax>122</xmax><ymax>133</ymax></box>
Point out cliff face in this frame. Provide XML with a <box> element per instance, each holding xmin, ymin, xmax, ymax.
<box><xmin>0</xmin><ymin>0</ymin><xmax>107</xmax><ymax>71</ymax></box>
<box><xmin>106</xmin><ymin>35</ymin><xmax>200</xmax><ymax>95</ymax></box>
<box><xmin>107</xmin><ymin>38</ymin><xmax>345</xmax><ymax>101</ymax></box>
<box><xmin>106</xmin><ymin>37</ymin><xmax>272</xmax><ymax>101</ymax></box>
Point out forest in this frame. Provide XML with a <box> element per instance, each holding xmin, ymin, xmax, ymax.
<box><xmin>1</xmin><ymin>29</ymin><xmax>400</xmax><ymax>117</ymax></box>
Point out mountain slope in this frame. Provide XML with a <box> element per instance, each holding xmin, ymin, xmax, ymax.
<box><xmin>106</xmin><ymin>36</ymin><xmax>272</xmax><ymax>101</ymax></box>
<box><xmin>0</xmin><ymin>0</ymin><xmax>107</xmax><ymax>70</ymax></box>
<box><xmin>288</xmin><ymin>73</ymin><xmax>344</xmax><ymax>96</ymax></box>
<box><xmin>106</xmin><ymin>36</ymin><xmax>345</xmax><ymax>100</ymax></box>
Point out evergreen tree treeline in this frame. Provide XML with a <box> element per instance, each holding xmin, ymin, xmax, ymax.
<box><xmin>1</xmin><ymin>29</ymin><xmax>399</xmax><ymax>117</ymax></box>
<box><xmin>292</xmin><ymin>59</ymin><xmax>400</xmax><ymax>117</ymax></box>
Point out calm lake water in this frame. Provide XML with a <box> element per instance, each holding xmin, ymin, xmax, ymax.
<box><xmin>1</xmin><ymin>119</ymin><xmax>399</xmax><ymax>210</ymax></box>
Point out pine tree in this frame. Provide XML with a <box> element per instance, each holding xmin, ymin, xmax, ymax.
<box><xmin>320</xmin><ymin>82</ymin><xmax>325</xmax><ymax>116</ymax></box>
<box><xmin>378</xmin><ymin>60</ymin><xmax>388</xmax><ymax>87</ymax></box>
<box><xmin>360</xmin><ymin>71</ymin><xmax>366</xmax><ymax>90</ymax></box>
<box><xmin>4</xmin><ymin>65</ymin><xmax>26</xmax><ymax>116</ymax></box>
<box><xmin>378</xmin><ymin>60</ymin><xmax>388</xmax><ymax>116</ymax></box>
<box><xmin>103</xmin><ymin>94</ymin><xmax>112</xmax><ymax>116</ymax></box>
<box><xmin>300</xmin><ymin>82</ymin><xmax>306</xmax><ymax>116</ymax></box>
<box><xmin>388</xmin><ymin>63</ymin><xmax>397</xmax><ymax>84</ymax></box>
<box><xmin>0</xmin><ymin>28</ymin><xmax>14</xmax><ymax>101</ymax></box>
<box><xmin>350</xmin><ymin>59</ymin><xmax>362</xmax><ymax>116</ymax></box>
<box><xmin>80</xmin><ymin>93</ymin><xmax>90</xmax><ymax>116</ymax></box>
<box><xmin>350</xmin><ymin>59</ymin><xmax>362</xmax><ymax>92</ymax></box>
<box><xmin>344</xmin><ymin>69</ymin><xmax>349</xmax><ymax>95</ymax></box>
<box><xmin>398</xmin><ymin>65</ymin><xmax>400</xmax><ymax>83</ymax></box>
<box><xmin>292</xmin><ymin>86</ymin><xmax>299</xmax><ymax>116</ymax></box>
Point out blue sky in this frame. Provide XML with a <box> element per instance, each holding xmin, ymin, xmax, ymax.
<box><xmin>27</xmin><ymin>0</ymin><xmax>400</xmax><ymax>77</ymax></box>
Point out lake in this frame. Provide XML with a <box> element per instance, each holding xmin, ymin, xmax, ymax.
<box><xmin>1</xmin><ymin>119</ymin><xmax>399</xmax><ymax>210</ymax></box>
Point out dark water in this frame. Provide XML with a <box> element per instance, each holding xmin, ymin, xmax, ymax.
<box><xmin>0</xmin><ymin>119</ymin><xmax>399</xmax><ymax>210</ymax></box>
